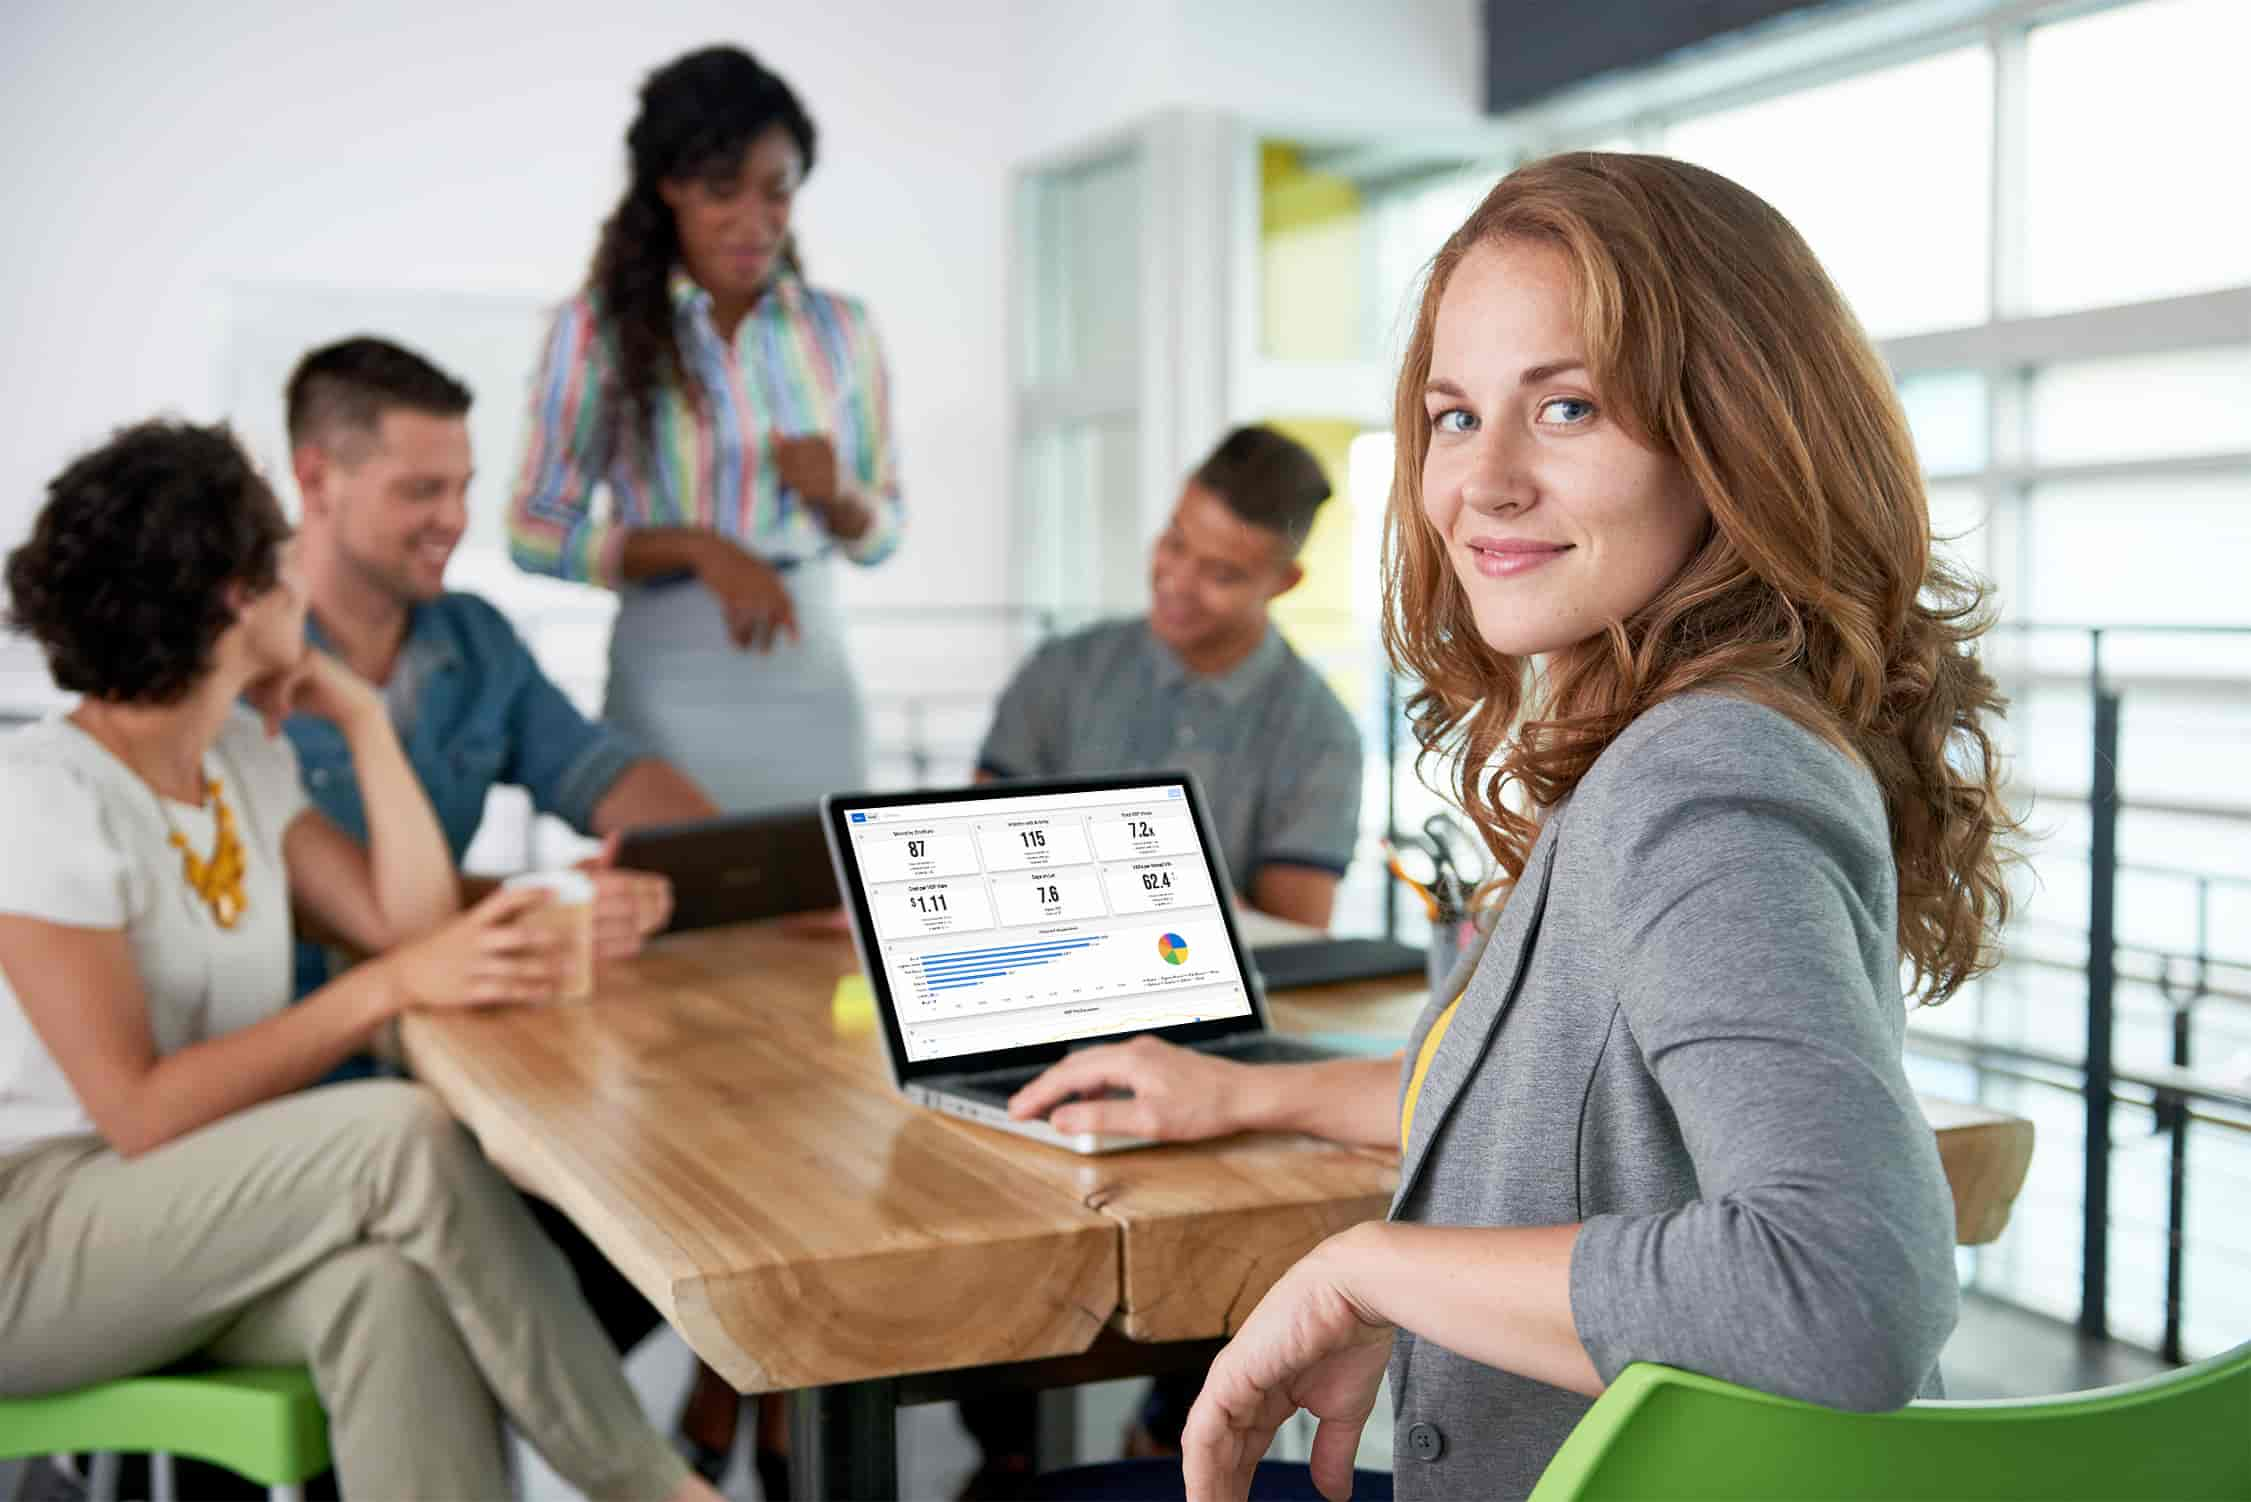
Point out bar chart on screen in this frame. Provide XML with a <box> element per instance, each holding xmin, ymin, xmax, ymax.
<box><xmin>888</xmin><ymin>916</ymin><xmax>1240</xmax><ymax>1022</ymax></box>
<box><xmin>908</xmin><ymin>933</ymin><xmax>1108</xmax><ymax>996</ymax></box>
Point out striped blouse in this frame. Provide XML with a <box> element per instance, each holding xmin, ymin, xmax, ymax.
<box><xmin>507</xmin><ymin>271</ymin><xmax>903</xmax><ymax>588</ymax></box>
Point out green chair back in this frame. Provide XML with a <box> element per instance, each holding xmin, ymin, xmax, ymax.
<box><xmin>1531</xmin><ymin>1341</ymin><xmax>2251</xmax><ymax>1501</ymax></box>
<box><xmin>0</xmin><ymin>1365</ymin><xmax>330</xmax><ymax>1488</ymax></box>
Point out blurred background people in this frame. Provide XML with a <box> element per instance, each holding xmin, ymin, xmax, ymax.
<box><xmin>287</xmin><ymin>336</ymin><xmax>714</xmax><ymax>1004</ymax></box>
<box><xmin>978</xmin><ymin>425</ymin><xmax>1362</xmax><ymax>931</ymax></box>
<box><xmin>285</xmin><ymin>335</ymin><xmax>722</xmax><ymax>1368</ymax></box>
<box><xmin>0</xmin><ymin>419</ymin><xmax>719</xmax><ymax>1502</ymax></box>
<box><xmin>509</xmin><ymin>45</ymin><xmax>904</xmax><ymax>815</ymax></box>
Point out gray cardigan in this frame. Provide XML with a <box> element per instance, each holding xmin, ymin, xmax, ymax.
<box><xmin>1386</xmin><ymin>693</ymin><xmax>1958</xmax><ymax>1500</ymax></box>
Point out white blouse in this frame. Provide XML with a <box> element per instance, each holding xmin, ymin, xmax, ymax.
<box><xmin>0</xmin><ymin>707</ymin><xmax>306</xmax><ymax>1155</ymax></box>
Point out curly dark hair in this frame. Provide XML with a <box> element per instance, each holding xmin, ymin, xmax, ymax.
<box><xmin>6</xmin><ymin>419</ymin><xmax>291</xmax><ymax>704</ymax></box>
<box><xmin>591</xmin><ymin>45</ymin><xmax>817</xmax><ymax>439</ymax></box>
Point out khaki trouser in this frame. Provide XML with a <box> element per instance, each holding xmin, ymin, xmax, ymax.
<box><xmin>0</xmin><ymin>1081</ymin><xmax>686</xmax><ymax>1501</ymax></box>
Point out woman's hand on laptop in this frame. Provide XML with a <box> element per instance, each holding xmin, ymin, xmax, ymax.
<box><xmin>1008</xmin><ymin>1035</ymin><xmax>1248</xmax><ymax>1142</ymax></box>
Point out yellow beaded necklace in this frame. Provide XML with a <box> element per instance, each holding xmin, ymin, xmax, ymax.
<box><xmin>166</xmin><ymin>775</ymin><xmax>249</xmax><ymax>930</ymax></box>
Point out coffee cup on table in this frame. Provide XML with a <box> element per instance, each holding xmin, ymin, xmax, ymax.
<box><xmin>502</xmin><ymin>870</ymin><xmax>596</xmax><ymax>1003</ymax></box>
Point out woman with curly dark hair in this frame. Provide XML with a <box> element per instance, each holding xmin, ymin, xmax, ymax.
<box><xmin>0</xmin><ymin>420</ymin><xmax>723</xmax><ymax>1502</ymax></box>
<box><xmin>508</xmin><ymin>43</ymin><xmax>902</xmax><ymax>816</ymax></box>
<box><xmin>1002</xmin><ymin>154</ymin><xmax>2019</xmax><ymax>1501</ymax></box>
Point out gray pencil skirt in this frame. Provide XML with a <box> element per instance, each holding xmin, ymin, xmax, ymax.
<box><xmin>603</xmin><ymin>558</ymin><xmax>870</xmax><ymax>813</ymax></box>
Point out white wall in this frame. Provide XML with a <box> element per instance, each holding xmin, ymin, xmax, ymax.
<box><xmin>0</xmin><ymin>0</ymin><xmax>1482</xmax><ymax>712</ymax></box>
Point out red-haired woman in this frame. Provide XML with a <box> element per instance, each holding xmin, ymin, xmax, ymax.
<box><xmin>1010</xmin><ymin>153</ymin><xmax>2016</xmax><ymax>1502</ymax></box>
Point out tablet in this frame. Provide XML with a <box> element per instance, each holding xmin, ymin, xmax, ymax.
<box><xmin>613</xmin><ymin>806</ymin><xmax>839</xmax><ymax>934</ymax></box>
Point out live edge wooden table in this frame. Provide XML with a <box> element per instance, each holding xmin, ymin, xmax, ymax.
<box><xmin>400</xmin><ymin>920</ymin><xmax>2034</xmax><ymax>1501</ymax></box>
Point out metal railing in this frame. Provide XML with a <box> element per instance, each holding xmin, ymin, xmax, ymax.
<box><xmin>1993</xmin><ymin>624</ymin><xmax>2251</xmax><ymax>1359</ymax></box>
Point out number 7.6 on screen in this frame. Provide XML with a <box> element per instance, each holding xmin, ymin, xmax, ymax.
<box><xmin>993</xmin><ymin>867</ymin><xmax>1107</xmax><ymax>924</ymax></box>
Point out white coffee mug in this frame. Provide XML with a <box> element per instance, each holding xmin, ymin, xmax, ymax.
<box><xmin>502</xmin><ymin>869</ymin><xmax>597</xmax><ymax>1003</ymax></box>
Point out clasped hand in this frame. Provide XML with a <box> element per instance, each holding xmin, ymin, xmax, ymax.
<box><xmin>245</xmin><ymin>648</ymin><xmax>381</xmax><ymax>737</ymax></box>
<box><xmin>577</xmin><ymin>833</ymin><xmax>673</xmax><ymax>962</ymax></box>
<box><xmin>1182</xmin><ymin>1228</ymin><xmax>1395</xmax><ymax>1502</ymax></box>
<box><xmin>386</xmin><ymin>885</ymin><xmax>569</xmax><ymax>1009</ymax></box>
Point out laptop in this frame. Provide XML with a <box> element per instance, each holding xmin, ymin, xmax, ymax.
<box><xmin>821</xmin><ymin>772</ymin><xmax>1348</xmax><ymax>1153</ymax></box>
<box><xmin>615</xmin><ymin>806</ymin><xmax>839</xmax><ymax>935</ymax></box>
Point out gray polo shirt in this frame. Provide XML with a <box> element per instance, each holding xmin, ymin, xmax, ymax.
<box><xmin>977</xmin><ymin>618</ymin><xmax>1363</xmax><ymax>894</ymax></box>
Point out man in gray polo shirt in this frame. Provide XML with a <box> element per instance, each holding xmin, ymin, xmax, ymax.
<box><xmin>977</xmin><ymin>425</ymin><xmax>1363</xmax><ymax>930</ymax></box>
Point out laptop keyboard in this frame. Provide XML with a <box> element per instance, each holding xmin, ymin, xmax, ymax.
<box><xmin>940</xmin><ymin>1035</ymin><xmax>1346</xmax><ymax>1111</ymax></box>
<box><xmin>943</xmin><ymin>1067</ymin><xmax>1045</xmax><ymax>1107</ymax></box>
<box><xmin>946</xmin><ymin>1071</ymin><xmax>1150</xmax><ymax>1112</ymax></box>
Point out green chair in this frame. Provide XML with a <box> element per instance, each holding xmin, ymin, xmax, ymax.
<box><xmin>0</xmin><ymin>1365</ymin><xmax>330</xmax><ymax>1502</ymax></box>
<box><xmin>1530</xmin><ymin>1340</ymin><xmax>2251</xmax><ymax>1501</ymax></box>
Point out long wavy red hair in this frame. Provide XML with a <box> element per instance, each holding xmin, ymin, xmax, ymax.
<box><xmin>1382</xmin><ymin>152</ymin><xmax>2015</xmax><ymax>1002</ymax></box>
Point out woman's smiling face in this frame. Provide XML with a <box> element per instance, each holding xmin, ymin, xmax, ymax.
<box><xmin>1420</xmin><ymin>238</ymin><xmax>1711</xmax><ymax>659</ymax></box>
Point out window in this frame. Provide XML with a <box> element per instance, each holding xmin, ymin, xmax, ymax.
<box><xmin>2028</xmin><ymin>347</ymin><xmax>2251</xmax><ymax>466</ymax></box>
<box><xmin>1016</xmin><ymin>142</ymin><xmax>1151</xmax><ymax>630</ymax></box>
<box><xmin>2024</xmin><ymin>0</ymin><xmax>2251</xmax><ymax>313</ymax></box>
<box><xmin>1899</xmin><ymin>370</ymin><xmax>1989</xmax><ymax>476</ymax></box>
<box><xmin>1661</xmin><ymin>46</ymin><xmax>1993</xmax><ymax>339</ymax></box>
<box><xmin>1024</xmin><ymin>149</ymin><xmax>1142</xmax><ymax>392</ymax></box>
<box><xmin>1925</xmin><ymin>482</ymin><xmax>1992</xmax><ymax>580</ymax></box>
<box><xmin>2024</xmin><ymin>475</ymin><xmax>2248</xmax><ymax>625</ymax></box>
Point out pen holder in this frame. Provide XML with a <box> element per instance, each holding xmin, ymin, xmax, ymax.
<box><xmin>1427</xmin><ymin>902</ymin><xmax>1477</xmax><ymax>997</ymax></box>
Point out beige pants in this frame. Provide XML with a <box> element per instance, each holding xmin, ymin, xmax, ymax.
<box><xmin>0</xmin><ymin>1081</ymin><xmax>686</xmax><ymax>1501</ymax></box>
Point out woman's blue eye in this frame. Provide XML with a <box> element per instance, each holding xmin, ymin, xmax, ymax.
<box><xmin>1433</xmin><ymin>409</ymin><xmax>1477</xmax><ymax>434</ymax></box>
<box><xmin>1538</xmin><ymin>397</ymin><xmax>1595</xmax><ymax>425</ymax></box>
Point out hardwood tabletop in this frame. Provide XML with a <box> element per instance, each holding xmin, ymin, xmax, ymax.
<box><xmin>401</xmin><ymin>919</ymin><xmax>2033</xmax><ymax>1391</ymax></box>
<box><xmin>400</xmin><ymin>925</ymin><xmax>1118</xmax><ymax>1393</ymax></box>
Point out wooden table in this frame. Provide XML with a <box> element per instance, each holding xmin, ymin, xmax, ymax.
<box><xmin>401</xmin><ymin>921</ymin><xmax>2032</xmax><ymax>1498</ymax></box>
<box><xmin>402</xmin><ymin>921</ymin><xmax>1392</xmax><ymax>1497</ymax></box>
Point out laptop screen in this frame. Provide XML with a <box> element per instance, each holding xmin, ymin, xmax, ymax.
<box><xmin>832</xmin><ymin>780</ymin><xmax>1257</xmax><ymax>1067</ymax></box>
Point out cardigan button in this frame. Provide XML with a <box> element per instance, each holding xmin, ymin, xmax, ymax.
<box><xmin>1407</xmin><ymin>1421</ymin><xmax>1445</xmax><ymax>1461</ymax></box>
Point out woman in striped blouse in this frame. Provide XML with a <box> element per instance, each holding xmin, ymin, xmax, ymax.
<box><xmin>509</xmin><ymin>45</ymin><xmax>902</xmax><ymax>813</ymax></box>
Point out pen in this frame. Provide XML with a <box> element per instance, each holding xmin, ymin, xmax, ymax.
<box><xmin>1383</xmin><ymin>841</ymin><xmax>1442</xmax><ymax>921</ymax></box>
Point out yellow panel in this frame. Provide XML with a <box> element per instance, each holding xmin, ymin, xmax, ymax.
<box><xmin>1261</xmin><ymin>143</ymin><xmax>1364</xmax><ymax>363</ymax></box>
<box><xmin>1262</xmin><ymin>416</ymin><xmax>1378</xmax><ymax>715</ymax></box>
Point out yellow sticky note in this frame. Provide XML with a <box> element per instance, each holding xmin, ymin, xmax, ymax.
<box><xmin>831</xmin><ymin>973</ymin><xmax>875</xmax><ymax>1037</ymax></box>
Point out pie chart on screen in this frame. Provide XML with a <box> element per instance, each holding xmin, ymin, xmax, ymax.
<box><xmin>1157</xmin><ymin>932</ymin><xmax>1189</xmax><ymax>965</ymax></box>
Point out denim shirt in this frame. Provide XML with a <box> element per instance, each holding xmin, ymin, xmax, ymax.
<box><xmin>286</xmin><ymin>591</ymin><xmax>640</xmax><ymax>996</ymax></box>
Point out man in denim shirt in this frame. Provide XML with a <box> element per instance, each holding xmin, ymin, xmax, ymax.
<box><xmin>282</xmin><ymin>338</ymin><xmax>716</xmax><ymax>999</ymax></box>
<box><xmin>280</xmin><ymin>337</ymin><xmax>718</xmax><ymax>1356</ymax></box>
